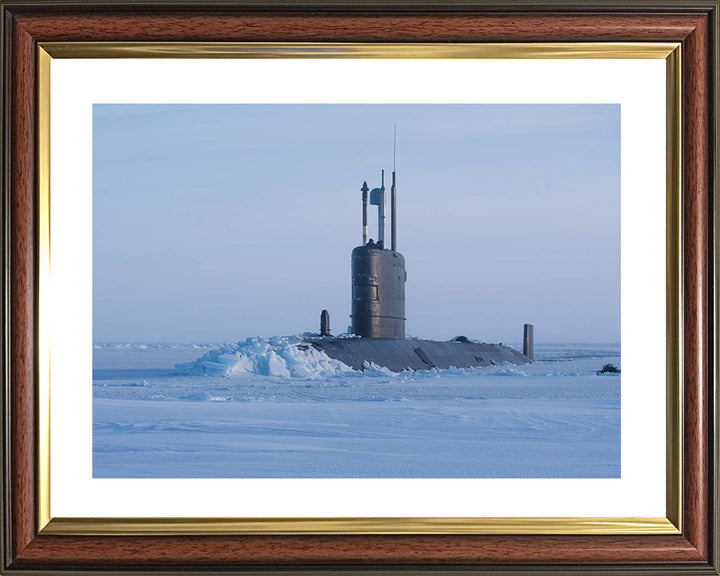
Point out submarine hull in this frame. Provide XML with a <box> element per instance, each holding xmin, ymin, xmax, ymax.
<box><xmin>307</xmin><ymin>337</ymin><xmax>530</xmax><ymax>372</ymax></box>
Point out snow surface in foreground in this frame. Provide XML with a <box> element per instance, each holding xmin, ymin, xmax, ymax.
<box><xmin>93</xmin><ymin>342</ymin><xmax>620</xmax><ymax>478</ymax></box>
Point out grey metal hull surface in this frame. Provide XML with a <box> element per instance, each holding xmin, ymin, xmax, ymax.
<box><xmin>307</xmin><ymin>337</ymin><xmax>530</xmax><ymax>372</ymax></box>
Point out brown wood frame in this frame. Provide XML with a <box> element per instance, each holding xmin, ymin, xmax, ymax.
<box><xmin>1</xmin><ymin>1</ymin><xmax>717</xmax><ymax>574</ymax></box>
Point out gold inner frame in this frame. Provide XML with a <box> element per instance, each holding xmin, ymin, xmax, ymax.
<box><xmin>36</xmin><ymin>41</ymin><xmax>682</xmax><ymax>536</ymax></box>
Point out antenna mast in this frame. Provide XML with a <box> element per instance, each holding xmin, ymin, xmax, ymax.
<box><xmin>378</xmin><ymin>170</ymin><xmax>385</xmax><ymax>247</ymax></box>
<box><xmin>361</xmin><ymin>181</ymin><xmax>369</xmax><ymax>245</ymax></box>
<box><xmin>391</xmin><ymin>125</ymin><xmax>397</xmax><ymax>252</ymax></box>
<box><xmin>393</xmin><ymin>124</ymin><xmax>397</xmax><ymax>171</ymax></box>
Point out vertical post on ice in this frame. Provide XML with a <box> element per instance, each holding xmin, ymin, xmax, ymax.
<box><xmin>523</xmin><ymin>324</ymin><xmax>534</xmax><ymax>360</ymax></box>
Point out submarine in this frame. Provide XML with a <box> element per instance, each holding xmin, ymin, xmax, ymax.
<box><xmin>304</xmin><ymin>166</ymin><xmax>533</xmax><ymax>372</ymax></box>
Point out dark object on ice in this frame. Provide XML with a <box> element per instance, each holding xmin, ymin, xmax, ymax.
<box><xmin>523</xmin><ymin>323</ymin><xmax>534</xmax><ymax>360</ymax></box>
<box><xmin>320</xmin><ymin>309</ymin><xmax>331</xmax><ymax>337</ymax></box>
<box><xmin>597</xmin><ymin>363</ymin><xmax>621</xmax><ymax>375</ymax></box>
<box><xmin>308</xmin><ymin>160</ymin><xmax>532</xmax><ymax>372</ymax></box>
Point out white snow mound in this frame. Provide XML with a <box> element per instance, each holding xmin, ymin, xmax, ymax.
<box><xmin>175</xmin><ymin>336</ymin><xmax>354</xmax><ymax>379</ymax></box>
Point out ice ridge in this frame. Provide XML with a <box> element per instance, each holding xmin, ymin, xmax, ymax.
<box><xmin>174</xmin><ymin>335</ymin><xmax>354</xmax><ymax>379</ymax></box>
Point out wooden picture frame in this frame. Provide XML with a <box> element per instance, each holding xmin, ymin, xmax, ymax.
<box><xmin>1</xmin><ymin>1</ymin><xmax>717</xmax><ymax>573</ymax></box>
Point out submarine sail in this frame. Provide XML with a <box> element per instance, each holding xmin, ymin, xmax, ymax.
<box><xmin>351</xmin><ymin>170</ymin><xmax>406</xmax><ymax>339</ymax></box>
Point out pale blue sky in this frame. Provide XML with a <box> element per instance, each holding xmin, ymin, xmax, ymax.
<box><xmin>93</xmin><ymin>104</ymin><xmax>620</xmax><ymax>344</ymax></box>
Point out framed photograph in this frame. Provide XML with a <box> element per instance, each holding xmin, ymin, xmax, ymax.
<box><xmin>1</xmin><ymin>1</ymin><xmax>717</xmax><ymax>574</ymax></box>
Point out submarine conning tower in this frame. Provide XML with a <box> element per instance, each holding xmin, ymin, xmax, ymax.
<box><xmin>351</xmin><ymin>169</ymin><xmax>407</xmax><ymax>339</ymax></box>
